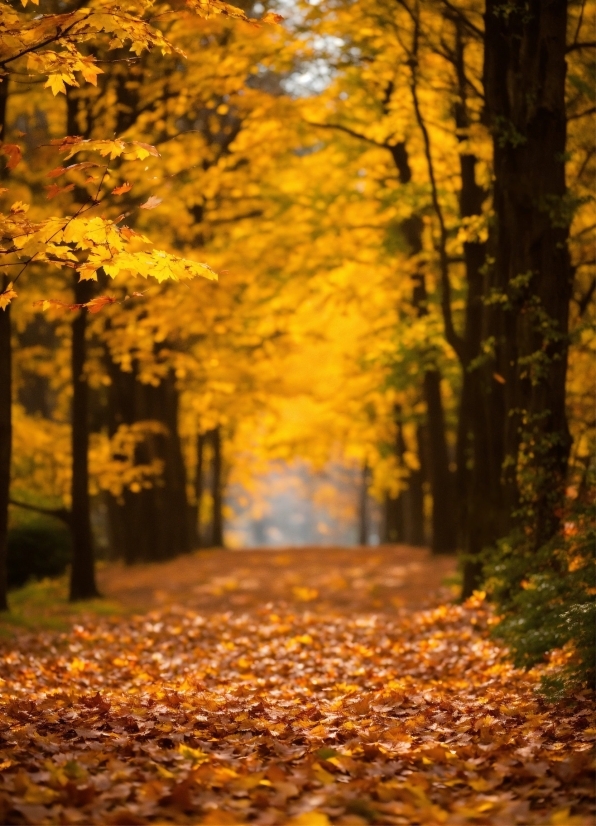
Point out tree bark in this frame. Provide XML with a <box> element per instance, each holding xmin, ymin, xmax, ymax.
<box><xmin>0</xmin><ymin>274</ymin><xmax>10</xmax><ymax>612</ymax></box>
<box><xmin>106</xmin><ymin>359</ymin><xmax>192</xmax><ymax>562</ymax></box>
<box><xmin>69</xmin><ymin>274</ymin><xmax>99</xmax><ymax>600</ymax></box>
<box><xmin>358</xmin><ymin>463</ymin><xmax>369</xmax><ymax>546</ymax></box>
<box><xmin>392</xmin><ymin>153</ymin><xmax>457</xmax><ymax>555</ymax></box>
<box><xmin>482</xmin><ymin>0</ymin><xmax>572</xmax><ymax>552</ymax></box>
<box><xmin>383</xmin><ymin>407</ymin><xmax>425</xmax><ymax>546</ymax></box>
<box><xmin>210</xmin><ymin>426</ymin><xmax>224</xmax><ymax>548</ymax></box>
<box><xmin>195</xmin><ymin>431</ymin><xmax>205</xmax><ymax>547</ymax></box>
<box><xmin>0</xmin><ymin>78</ymin><xmax>10</xmax><ymax>611</ymax></box>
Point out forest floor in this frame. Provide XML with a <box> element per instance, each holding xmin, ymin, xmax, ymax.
<box><xmin>0</xmin><ymin>546</ymin><xmax>593</xmax><ymax>825</ymax></box>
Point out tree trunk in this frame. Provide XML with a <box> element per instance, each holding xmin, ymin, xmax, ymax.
<box><xmin>383</xmin><ymin>409</ymin><xmax>406</xmax><ymax>543</ymax></box>
<box><xmin>0</xmin><ymin>78</ymin><xmax>10</xmax><ymax>611</ymax></box>
<box><xmin>358</xmin><ymin>463</ymin><xmax>369</xmax><ymax>546</ymax></box>
<box><xmin>195</xmin><ymin>431</ymin><xmax>205</xmax><ymax>547</ymax></box>
<box><xmin>410</xmin><ymin>272</ymin><xmax>457</xmax><ymax>554</ymax></box>
<box><xmin>423</xmin><ymin>370</ymin><xmax>457</xmax><ymax>553</ymax></box>
<box><xmin>106</xmin><ymin>358</ymin><xmax>192</xmax><ymax>562</ymax></box>
<box><xmin>0</xmin><ymin>274</ymin><xmax>11</xmax><ymax>612</ymax></box>
<box><xmin>399</xmin><ymin>173</ymin><xmax>457</xmax><ymax>555</ymax></box>
<box><xmin>482</xmin><ymin>0</ymin><xmax>572</xmax><ymax>550</ymax></box>
<box><xmin>211</xmin><ymin>426</ymin><xmax>224</xmax><ymax>547</ymax></box>
<box><xmin>69</xmin><ymin>274</ymin><xmax>99</xmax><ymax>600</ymax></box>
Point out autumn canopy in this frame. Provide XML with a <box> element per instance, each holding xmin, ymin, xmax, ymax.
<box><xmin>0</xmin><ymin>0</ymin><xmax>593</xmax><ymax>823</ymax></box>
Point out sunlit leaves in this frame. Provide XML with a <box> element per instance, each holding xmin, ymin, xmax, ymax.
<box><xmin>0</xmin><ymin>281</ymin><xmax>16</xmax><ymax>309</ymax></box>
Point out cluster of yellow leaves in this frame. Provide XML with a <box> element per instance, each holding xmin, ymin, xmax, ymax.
<box><xmin>0</xmin><ymin>588</ymin><xmax>593</xmax><ymax>824</ymax></box>
<box><xmin>11</xmin><ymin>407</ymin><xmax>168</xmax><ymax>503</ymax></box>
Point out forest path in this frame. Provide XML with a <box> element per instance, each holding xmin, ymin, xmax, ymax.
<box><xmin>0</xmin><ymin>549</ymin><xmax>593</xmax><ymax>825</ymax></box>
<box><xmin>97</xmin><ymin>545</ymin><xmax>457</xmax><ymax>616</ymax></box>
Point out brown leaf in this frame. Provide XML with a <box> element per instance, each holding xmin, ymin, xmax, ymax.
<box><xmin>1</xmin><ymin>143</ymin><xmax>22</xmax><ymax>170</ymax></box>
<box><xmin>140</xmin><ymin>195</ymin><xmax>163</xmax><ymax>210</ymax></box>
<box><xmin>45</xmin><ymin>183</ymin><xmax>75</xmax><ymax>200</ymax></box>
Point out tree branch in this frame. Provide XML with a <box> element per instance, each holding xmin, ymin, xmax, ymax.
<box><xmin>439</xmin><ymin>0</ymin><xmax>484</xmax><ymax>40</ymax></box>
<box><xmin>9</xmin><ymin>499</ymin><xmax>71</xmax><ymax>525</ymax></box>
<box><xmin>304</xmin><ymin>120</ymin><xmax>390</xmax><ymax>150</ymax></box>
<box><xmin>566</xmin><ymin>41</ymin><xmax>596</xmax><ymax>53</ymax></box>
<box><xmin>577</xmin><ymin>277</ymin><xmax>595</xmax><ymax>318</ymax></box>
<box><xmin>407</xmin><ymin>10</ymin><xmax>465</xmax><ymax>364</ymax></box>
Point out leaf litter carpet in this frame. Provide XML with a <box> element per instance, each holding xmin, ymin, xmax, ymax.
<box><xmin>0</xmin><ymin>546</ymin><xmax>593</xmax><ymax>825</ymax></box>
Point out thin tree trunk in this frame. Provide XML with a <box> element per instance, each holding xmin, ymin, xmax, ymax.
<box><xmin>383</xmin><ymin>406</ymin><xmax>406</xmax><ymax>543</ymax></box>
<box><xmin>105</xmin><ymin>358</ymin><xmax>192</xmax><ymax>562</ymax></box>
<box><xmin>0</xmin><ymin>78</ymin><xmax>10</xmax><ymax>611</ymax></box>
<box><xmin>423</xmin><ymin>370</ymin><xmax>457</xmax><ymax>553</ymax></box>
<box><xmin>195</xmin><ymin>432</ymin><xmax>205</xmax><ymax>547</ymax></box>
<box><xmin>358</xmin><ymin>463</ymin><xmax>369</xmax><ymax>546</ymax></box>
<box><xmin>211</xmin><ymin>426</ymin><xmax>224</xmax><ymax>547</ymax></box>
<box><xmin>0</xmin><ymin>274</ymin><xmax>10</xmax><ymax>612</ymax></box>
<box><xmin>69</xmin><ymin>274</ymin><xmax>99</xmax><ymax>600</ymax></box>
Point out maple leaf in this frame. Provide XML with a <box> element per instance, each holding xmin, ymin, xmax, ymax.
<box><xmin>111</xmin><ymin>182</ymin><xmax>133</xmax><ymax>195</ymax></box>
<box><xmin>45</xmin><ymin>183</ymin><xmax>75</xmax><ymax>200</ymax></box>
<box><xmin>0</xmin><ymin>282</ymin><xmax>17</xmax><ymax>310</ymax></box>
<box><xmin>140</xmin><ymin>195</ymin><xmax>163</xmax><ymax>210</ymax></box>
<box><xmin>84</xmin><ymin>295</ymin><xmax>118</xmax><ymax>313</ymax></box>
<box><xmin>1</xmin><ymin>144</ymin><xmax>22</xmax><ymax>170</ymax></box>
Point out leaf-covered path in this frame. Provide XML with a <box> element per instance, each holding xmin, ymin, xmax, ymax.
<box><xmin>0</xmin><ymin>547</ymin><xmax>593</xmax><ymax>825</ymax></box>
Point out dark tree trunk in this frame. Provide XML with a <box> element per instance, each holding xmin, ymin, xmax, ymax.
<box><xmin>358</xmin><ymin>463</ymin><xmax>369</xmax><ymax>546</ymax></box>
<box><xmin>0</xmin><ymin>274</ymin><xmax>10</xmax><ymax>612</ymax></box>
<box><xmin>461</xmin><ymin>0</ymin><xmax>573</xmax><ymax>595</ymax></box>
<box><xmin>0</xmin><ymin>78</ymin><xmax>10</xmax><ymax>611</ymax></box>
<box><xmin>66</xmin><ymin>87</ymin><xmax>98</xmax><ymax>600</ymax></box>
<box><xmin>411</xmin><ymin>272</ymin><xmax>458</xmax><ymax>554</ymax></box>
<box><xmin>383</xmin><ymin>409</ymin><xmax>406</xmax><ymax>543</ymax></box>
<box><xmin>106</xmin><ymin>359</ymin><xmax>192</xmax><ymax>562</ymax></box>
<box><xmin>398</xmin><ymin>169</ymin><xmax>456</xmax><ymax>554</ymax></box>
<box><xmin>69</xmin><ymin>275</ymin><xmax>99</xmax><ymax>600</ymax></box>
<box><xmin>195</xmin><ymin>431</ymin><xmax>205</xmax><ymax>547</ymax></box>
<box><xmin>211</xmin><ymin>426</ymin><xmax>224</xmax><ymax>548</ymax></box>
<box><xmin>423</xmin><ymin>370</ymin><xmax>457</xmax><ymax>553</ymax></box>
<box><xmin>411</xmin><ymin>425</ymin><xmax>428</xmax><ymax>546</ymax></box>
<box><xmin>383</xmin><ymin>407</ymin><xmax>425</xmax><ymax>546</ymax></box>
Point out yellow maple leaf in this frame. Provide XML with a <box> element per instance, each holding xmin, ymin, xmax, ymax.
<box><xmin>0</xmin><ymin>282</ymin><xmax>17</xmax><ymax>310</ymax></box>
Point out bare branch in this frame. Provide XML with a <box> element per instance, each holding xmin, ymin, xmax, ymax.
<box><xmin>9</xmin><ymin>498</ymin><xmax>71</xmax><ymax>525</ymax></box>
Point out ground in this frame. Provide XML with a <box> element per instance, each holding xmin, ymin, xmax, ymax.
<box><xmin>0</xmin><ymin>546</ymin><xmax>593</xmax><ymax>825</ymax></box>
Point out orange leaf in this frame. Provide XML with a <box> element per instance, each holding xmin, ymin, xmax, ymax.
<box><xmin>1</xmin><ymin>144</ymin><xmax>21</xmax><ymax>171</ymax></box>
<box><xmin>112</xmin><ymin>182</ymin><xmax>133</xmax><ymax>196</ymax></box>
<box><xmin>47</xmin><ymin>166</ymin><xmax>67</xmax><ymax>179</ymax></box>
<box><xmin>46</xmin><ymin>183</ymin><xmax>75</xmax><ymax>200</ymax></box>
<box><xmin>84</xmin><ymin>296</ymin><xmax>118</xmax><ymax>313</ymax></box>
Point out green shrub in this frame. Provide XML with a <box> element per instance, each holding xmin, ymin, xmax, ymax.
<box><xmin>7</xmin><ymin>523</ymin><xmax>72</xmax><ymax>589</ymax></box>
<box><xmin>486</xmin><ymin>479</ymin><xmax>595</xmax><ymax>697</ymax></box>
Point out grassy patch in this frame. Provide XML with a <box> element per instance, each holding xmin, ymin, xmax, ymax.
<box><xmin>0</xmin><ymin>574</ymin><xmax>126</xmax><ymax>637</ymax></box>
